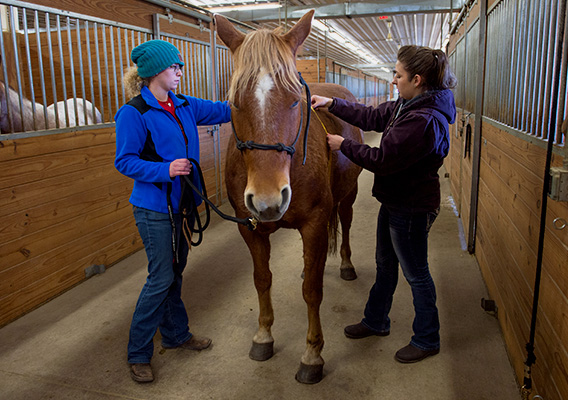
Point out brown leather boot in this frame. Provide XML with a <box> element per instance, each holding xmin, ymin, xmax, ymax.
<box><xmin>177</xmin><ymin>335</ymin><xmax>212</xmax><ymax>350</ymax></box>
<box><xmin>344</xmin><ymin>322</ymin><xmax>390</xmax><ymax>339</ymax></box>
<box><xmin>130</xmin><ymin>363</ymin><xmax>154</xmax><ymax>383</ymax></box>
<box><xmin>394</xmin><ymin>344</ymin><xmax>439</xmax><ymax>363</ymax></box>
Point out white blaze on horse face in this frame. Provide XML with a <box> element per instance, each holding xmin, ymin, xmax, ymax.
<box><xmin>244</xmin><ymin>70</ymin><xmax>292</xmax><ymax>222</ymax></box>
<box><xmin>254</xmin><ymin>71</ymin><xmax>274</xmax><ymax>127</ymax></box>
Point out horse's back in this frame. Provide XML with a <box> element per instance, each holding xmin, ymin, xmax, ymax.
<box><xmin>310</xmin><ymin>82</ymin><xmax>357</xmax><ymax>102</ymax></box>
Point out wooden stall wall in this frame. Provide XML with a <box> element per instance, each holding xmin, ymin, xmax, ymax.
<box><xmin>446</xmin><ymin>0</ymin><xmax>568</xmax><ymax>398</ymax></box>
<box><xmin>296</xmin><ymin>59</ymin><xmax>325</xmax><ymax>83</ymax></box>
<box><xmin>0</xmin><ymin>127</ymin><xmax>140</xmax><ymax>326</ymax></box>
<box><xmin>476</xmin><ymin>122</ymin><xmax>568</xmax><ymax>400</ymax></box>
<box><xmin>446</xmin><ymin>0</ymin><xmax>480</xmax><ymax>243</ymax></box>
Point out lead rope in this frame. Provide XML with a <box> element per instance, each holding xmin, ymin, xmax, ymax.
<box><xmin>179</xmin><ymin>158</ymin><xmax>257</xmax><ymax>247</ymax></box>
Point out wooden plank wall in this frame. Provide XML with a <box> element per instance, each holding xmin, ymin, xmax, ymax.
<box><xmin>0</xmin><ymin>127</ymin><xmax>142</xmax><ymax>326</ymax></box>
<box><xmin>475</xmin><ymin>122</ymin><xmax>568</xmax><ymax>400</ymax></box>
<box><xmin>446</xmin><ymin>1</ymin><xmax>568</xmax><ymax>398</ymax></box>
<box><xmin>297</xmin><ymin>59</ymin><xmax>326</xmax><ymax>83</ymax></box>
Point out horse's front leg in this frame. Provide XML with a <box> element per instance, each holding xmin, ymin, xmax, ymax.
<box><xmin>296</xmin><ymin>219</ymin><xmax>328</xmax><ymax>384</ymax></box>
<box><xmin>239</xmin><ymin>226</ymin><xmax>275</xmax><ymax>361</ymax></box>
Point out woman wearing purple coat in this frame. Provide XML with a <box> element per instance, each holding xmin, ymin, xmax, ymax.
<box><xmin>312</xmin><ymin>45</ymin><xmax>457</xmax><ymax>363</ymax></box>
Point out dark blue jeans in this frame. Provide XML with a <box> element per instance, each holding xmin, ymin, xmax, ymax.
<box><xmin>128</xmin><ymin>206</ymin><xmax>192</xmax><ymax>364</ymax></box>
<box><xmin>362</xmin><ymin>205</ymin><xmax>440</xmax><ymax>351</ymax></box>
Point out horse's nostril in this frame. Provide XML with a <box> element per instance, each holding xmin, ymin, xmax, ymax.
<box><xmin>281</xmin><ymin>186</ymin><xmax>291</xmax><ymax>208</ymax></box>
<box><xmin>245</xmin><ymin>193</ymin><xmax>257</xmax><ymax>213</ymax></box>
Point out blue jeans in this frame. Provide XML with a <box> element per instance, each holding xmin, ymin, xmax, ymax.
<box><xmin>128</xmin><ymin>206</ymin><xmax>192</xmax><ymax>364</ymax></box>
<box><xmin>362</xmin><ymin>205</ymin><xmax>440</xmax><ymax>351</ymax></box>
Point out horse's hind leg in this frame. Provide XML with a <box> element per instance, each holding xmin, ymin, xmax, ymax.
<box><xmin>338</xmin><ymin>183</ymin><xmax>358</xmax><ymax>281</ymax></box>
<box><xmin>240</xmin><ymin>228</ymin><xmax>275</xmax><ymax>361</ymax></box>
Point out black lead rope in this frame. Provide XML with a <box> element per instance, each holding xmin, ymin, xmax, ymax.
<box><xmin>168</xmin><ymin>158</ymin><xmax>257</xmax><ymax>260</ymax></box>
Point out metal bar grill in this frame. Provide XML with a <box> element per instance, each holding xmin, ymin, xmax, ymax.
<box><xmin>0</xmin><ymin>1</ymin><xmax>151</xmax><ymax>133</ymax></box>
<box><xmin>478</xmin><ymin>0</ymin><xmax>566</xmax><ymax>146</ymax></box>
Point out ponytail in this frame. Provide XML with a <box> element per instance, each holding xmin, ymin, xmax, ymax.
<box><xmin>397</xmin><ymin>45</ymin><xmax>457</xmax><ymax>90</ymax></box>
<box><xmin>122</xmin><ymin>67</ymin><xmax>152</xmax><ymax>99</ymax></box>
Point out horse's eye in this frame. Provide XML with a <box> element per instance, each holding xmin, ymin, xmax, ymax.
<box><xmin>290</xmin><ymin>100</ymin><xmax>299</xmax><ymax>109</ymax></box>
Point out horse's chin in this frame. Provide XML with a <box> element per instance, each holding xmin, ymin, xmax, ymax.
<box><xmin>248</xmin><ymin>202</ymin><xmax>290</xmax><ymax>222</ymax></box>
<box><xmin>254</xmin><ymin>211</ymin><xmax>286</xmax><ymax>223</ymax></box>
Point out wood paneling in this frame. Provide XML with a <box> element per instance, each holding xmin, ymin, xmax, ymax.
<box><xmin>447</xmin><ymin>117</ymin><xmax>568</xmax><ymax>400</ymax></box>
<box><xmin>0</xmin><ymin>127</ymin><xmax>143</xmax><ymax>327</ymax></box>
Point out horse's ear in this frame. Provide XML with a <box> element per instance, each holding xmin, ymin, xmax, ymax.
<box><xmin>283</xmin><ymin>9</ymin><xmax>314</xmax><ymax>56</ymax></box>
<box><xmin>215</xmin><ymin>14</ymin><xmax>245</xmax><ymax>53</ymax></box>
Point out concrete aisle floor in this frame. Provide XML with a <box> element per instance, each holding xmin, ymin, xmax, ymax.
<box><xmin>0</xmin><ymin>132</ymin><xmax>521</xmax><ymax>400</ymax></box>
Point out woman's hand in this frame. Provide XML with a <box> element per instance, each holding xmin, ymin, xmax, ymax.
<box><xmin>327</xmin><ymin>134</ymin><xmax>344</xmax><ymax>151</ymax></box>
<box><xmin>311</xmin><ymin>95</ymin><xmax>333</xmax><ymax>109</ymax></box>
<box><xmin>169</xmin><ymin>158</ymin><xmax>192</xmax><ymax>178</ymax></box>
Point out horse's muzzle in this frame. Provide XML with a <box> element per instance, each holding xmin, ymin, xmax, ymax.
<box><xmin>244</xmin><ymin>185</ymin><xmax>291</xmax><ymax>222</ymax></box>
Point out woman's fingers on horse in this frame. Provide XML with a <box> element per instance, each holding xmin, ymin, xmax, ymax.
<box><xmin>311</xmin><ymin>95</ymin><xmax>325</xmax><ymax>108</ymax></box>
<box><xmin>327</xmin><ymin>133</ymin><xmax>343</xmax><ymax>151</ymax></box>
<box><xmin>312</xmin><ymin>95</ymin><xmax>332</xmax><ymax>109</ymax></box>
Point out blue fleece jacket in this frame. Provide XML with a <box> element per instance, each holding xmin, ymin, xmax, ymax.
<box><xmin>115</xmin><ymin>86</ymin><xmax>231</xmax><ymax>213</ymax></box>
<box><xmin>330</xmin><ymin>89</ymin><xmax>456</xmax><ymax>213</ymax></box>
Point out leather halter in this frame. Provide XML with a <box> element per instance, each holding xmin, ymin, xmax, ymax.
<box><xmin>231</xmin><ymin>73</ymin><xmax>312</xmax><ymax>165</ymax></box>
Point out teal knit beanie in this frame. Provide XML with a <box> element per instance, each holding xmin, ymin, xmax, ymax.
<box><xmin>131</xmin><ymin>40</ymin><xmax>185</xmax><ymax>78</ymax></box>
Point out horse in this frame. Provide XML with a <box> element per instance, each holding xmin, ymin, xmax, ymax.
<box><xmin>0</xmin><ymin>81</ymin><xmax>102</xmax><ymax>133</ymax></box>
<box><xmin>46</xmin><ymin>98</ymin><xmax>103</xmax><ymax>128</ymax></box>
<box><xmin>215</xmin><ymin>10</ymin><xmax>363</xmax><ymax>383</ymax></box>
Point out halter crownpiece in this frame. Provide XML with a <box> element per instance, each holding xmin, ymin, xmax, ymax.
<box><xmin>231</xmin><ymin>73</ymin><xmax>311</xmax><ymax>165</ymax></box>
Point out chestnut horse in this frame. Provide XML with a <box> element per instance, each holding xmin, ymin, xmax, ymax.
<box><xmin>216</xmin><ymin>10</ymin><xmax>362</xmax><ymax>383</ymax></box>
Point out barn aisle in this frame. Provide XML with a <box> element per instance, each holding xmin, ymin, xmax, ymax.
<box><xmin>0</xmin><ymin>132</ymin><xmax>521</xmax><ymax>400</ymax></box>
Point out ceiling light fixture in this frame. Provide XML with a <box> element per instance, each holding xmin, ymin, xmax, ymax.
<box><xmin>206</xmin><ymin>2</ymin><xmax>281</xmax><ymax>12</ymax></box>
<box><xmin>311</xmin><ymin>19</ymin><xmax>329</xmax><ymax>32</ymax></box>
<box><xmin>386</xmin><ymin>21</ymin><xmax>394</xmax><ymax>41</ymax></box>
<box><xmin>328</xmin><ymin>31</ymin><xmax>346</xmax><ymax>44</ymax></box>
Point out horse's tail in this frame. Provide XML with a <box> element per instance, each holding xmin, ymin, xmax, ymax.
<box><xmin>327</xmin><ymin>204</ymin><xmax>339</xmax><ymax>255</ymax></box>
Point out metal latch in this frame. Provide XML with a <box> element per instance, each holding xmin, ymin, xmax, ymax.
<box><xmin>548</xmin><ymin>166</ymin><xmax>568</xmax><ymax>201</ymax></box>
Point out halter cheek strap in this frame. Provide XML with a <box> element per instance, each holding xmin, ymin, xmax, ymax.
<box><xmin>231</xmin><ymin>72</ymin><xmax>311</xmax><ymax>165</ymax></box>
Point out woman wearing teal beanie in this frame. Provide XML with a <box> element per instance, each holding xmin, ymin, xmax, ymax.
<box><xmin>115</xmin><ymin>39</ymin><xmax>231</xmax><ymax>383</ymax></box>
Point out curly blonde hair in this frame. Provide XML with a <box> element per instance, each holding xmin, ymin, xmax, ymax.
<box><xmin>123</xmin><ymin>67</ymin><xmax>152</xmax><ymax>99</ymax></box>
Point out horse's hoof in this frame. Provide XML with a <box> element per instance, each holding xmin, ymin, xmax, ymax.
<box><xmin>249</xmin><ymin>341</ymin><xmax>274</xmax><ymax>361</ymax></box>
<box><xmin>295</xmin><ymin>362</ymin><xmax>323</xmax><ymax>384</ymax></box>
<box><xmin>340</xmin><ymin>267</ymin><xmax>357</xmax><ymax>281</ymax></box>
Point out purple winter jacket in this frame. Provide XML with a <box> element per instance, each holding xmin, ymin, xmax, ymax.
<box><xmin>330</xmin><ymin>89</ymin><xmax>456</xmax><ymax>213</ymax></box>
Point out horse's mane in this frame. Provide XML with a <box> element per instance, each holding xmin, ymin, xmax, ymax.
<box><xmin>228</xmin><ymin>28</ymin><xmax>301</xmax><ymax>103</ymax></box>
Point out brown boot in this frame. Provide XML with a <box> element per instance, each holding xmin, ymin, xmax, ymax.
<box><xmin>177</xmin><ymin>335</ymin><xmax>212</xmax><ymax>350</ymax></box>
<box><xmin>344</xmin><ymin>322</ymin><xmax>390</xmax><ymax>339</ymax></box>
<box><xmin>130</xmin><ymin>363</ymin><xmax>154</xmax><ymax>383</ymax></box>
<box><xmin>394</xmin><ymin>344</ymin><xmax>439</xmax><ymax>363</ymax></box>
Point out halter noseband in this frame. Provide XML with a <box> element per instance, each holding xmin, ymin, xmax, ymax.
<box><xmin>231</xmin><ymin>73</ymin><xmax>312</xmax><ymax>165</ymax></box>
